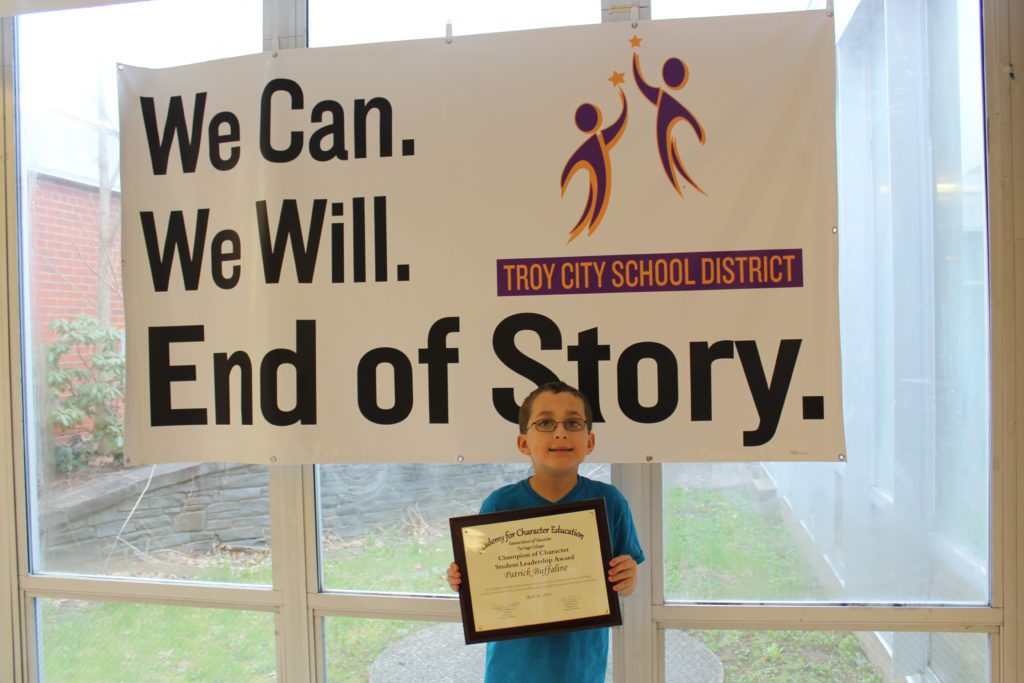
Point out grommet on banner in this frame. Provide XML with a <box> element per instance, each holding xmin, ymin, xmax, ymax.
<box><xmin>457</xmin><ymin>455</ymin><xmax>464</xmax><ymax>462</ymax></box>
<box><xmin>445</xmin><ymin>20</ymin><xmax>453</xmax><ymax>44</ymax></box>
<box><xmin>832</xmin><ymin>226</ymin><xmax>838</xmax><ymax>234</ymax></box>
<box><xmin>838</xmin><ymin>453</ymin><xmax>846</xmax><ymax>462</ymax></box>
<box><xmin>630</xmin><ymin>5</ymin><xmax>638</xmax><ymax>28</ymax></box>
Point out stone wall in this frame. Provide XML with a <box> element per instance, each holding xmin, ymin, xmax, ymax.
<box><xmin>41</xmin><ymin>463</ymin><xmax>272</xmax><ymax>560</ymax></box>
<box><xmin>318</xmin><ymin>463</ymin><xmax>531</xmax><ymax>537</ymax></box>
<box><xmin>40</xmin><ymin>461</ymin><xmax>540</xmax><ymax>560</ymax></box>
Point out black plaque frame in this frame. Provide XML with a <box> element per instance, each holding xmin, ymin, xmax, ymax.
<box><xmin>449</xmin><ymin>498</ymin><xmax>621</xmax><ymax>644</ymax></box>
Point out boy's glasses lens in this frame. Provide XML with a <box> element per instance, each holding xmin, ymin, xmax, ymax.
<box><xmin>531</xmin><ymin>419</ymin><xmax>586</xmax><ymax>432</ymax></box>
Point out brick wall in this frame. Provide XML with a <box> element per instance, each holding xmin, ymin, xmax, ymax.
<box><xmin>28</xmin><ymin>171</ymin><xmax>124</xmax><ymax>341</ymax></box>
<box><xmin>28</xmin><ymin>172</ymin><xmax>124</xmax><ymax>472</ymax></box>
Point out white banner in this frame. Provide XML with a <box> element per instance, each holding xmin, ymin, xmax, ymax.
<box><xmin>120</xmin><ymin>12</ymin><xmax>844</xmax><ymax>465</ymax></box>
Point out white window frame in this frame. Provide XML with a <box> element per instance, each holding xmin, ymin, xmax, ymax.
<box><xmin>1</xmin><ymin>0</ymin><xmax>1021</xmax><ymax>680</ymax></box>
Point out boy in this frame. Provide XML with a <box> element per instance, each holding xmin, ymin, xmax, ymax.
<box><xmin>447</xmin><ymin>381</ymin><xmax>644</xmax><ymax>683</ymax></box>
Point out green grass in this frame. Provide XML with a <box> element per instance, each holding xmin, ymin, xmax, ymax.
<box><xmin>322</xmin><ymin>618</ymin><xmax>426</xmax><ymax>683</ymax></box>
<box><xmin>178</xmin><ymin>551</ymin><xmax>274</xmax><ymax>586</ymax></box>
<box><xmin>320</xmin><ymin>529</ymin><xmax>453</xmax><ymax>594</ymax></box>
<box><xmin>664</xmin><ymin>487</ymin><xmax>828</xmax><ymax>600</ymax></box>
<box><xmin>39</xmin><ymin>600</ymin><xmax>277</xmax><ymax>682</ymax></box>
<box><xmin>694</xmin><ymin>630</ymin><xmax>882</xmax><ymax>683</ymax></box>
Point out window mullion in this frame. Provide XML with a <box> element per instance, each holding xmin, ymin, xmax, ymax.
<box><xmin>19</xmin><ymin>575</ymin><xmax>281</xmax><ymax>609</ymax></box>
<box><xmin>1</xmin><ymin>13</ymin><xmax>30</xmax><ymax>682</ymax></box>
<box><xmin>270</xmin><ymin>464</ymin><xmax>315</xmax><ymax>682</ymax></box>
<box><xmin>262</xmin><ymin>0</ymin><xmax>312</xmax><ymax>677</ymax></box>
<box><xmin>599</xmin><ymin>3</ymin><xmax>656</xmax><ymax>678</ymax></box>
<box><xmin>614</xmin><ymin>462</ymin><xmax>655</xmax><ymax>683</ymax></box>
<box><xmin>308</xmin><ymin>592</ymin><xmax>461</xmax><ymax>619</ymax></box>
<box><xmin>653</xmin><ymin>605</ymin><xmax>1002</xmax><ymax>631</ymax></box>
<box><xmin>650</xmin><ymin>463</ymin><xmax>665</xmax><ymax>683</ymax></box>
<box><xmin>263</xmin><ymin>0</ymin><xmax>306</xmax><ymax>52</ymax></box>
<box><xmin>982</xmin><ymin>0</ymin><xmax>1023</xmax><ymax>678</ymax></box>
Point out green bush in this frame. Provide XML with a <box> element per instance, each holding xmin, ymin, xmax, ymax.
<box><xmin>46</xmin><ymin>315</ymin><xmax>125</xmax><ymax>471</ymax></box>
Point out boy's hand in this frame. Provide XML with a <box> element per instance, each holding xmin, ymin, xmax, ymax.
<box><xmin>446</xmin><ymin>562</ymin><xmax>462</xmax><ymax>591</ymax></box>
<box><xmin>608</xmin><ymin>555</ymin><xmax>637</xmax><ymax>597</ymax></box>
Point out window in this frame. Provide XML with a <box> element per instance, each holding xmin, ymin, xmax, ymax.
<box><xmin>3</xmin><ymin>0</ymin><xmax>1009</xmax><ymax>680</ymax></box>
<box><xmin>18</xmin><ymin>0</ymin><xmax>267</xmax><ymax>587</ymax></box>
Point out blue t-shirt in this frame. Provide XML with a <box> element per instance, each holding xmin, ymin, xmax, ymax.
<box><xmin>478</xmin><ymin>476</ymin><xmax>645</xmax><ymax>683</ymax></box>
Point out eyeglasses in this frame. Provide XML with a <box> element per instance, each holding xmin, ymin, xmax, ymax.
<box><xmin>527</xmin><ymin>418</ymin><xmax>588</xmax><ymax>433</ymax></box>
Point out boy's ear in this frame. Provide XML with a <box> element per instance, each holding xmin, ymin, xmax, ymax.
<box><xmin>586</xmin><ymin>431</ymin><xmax>595</xmax><ymax>455</ymax></box>
<box><xmin>517</xmin><ymin>434</ymin><xmax>531</xmax><ymax>455</ymax></box>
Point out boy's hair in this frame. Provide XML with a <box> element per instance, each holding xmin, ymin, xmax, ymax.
<box><xmin>518</xmin><ymin>381</ymin><xmax>594</xmax><ymax>434</ymax></box>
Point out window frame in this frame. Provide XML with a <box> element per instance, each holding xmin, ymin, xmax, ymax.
<box><xmin>0</xmin><ymin>0</ymin><xmax>1020</xmax><ymax>680</ymax></box>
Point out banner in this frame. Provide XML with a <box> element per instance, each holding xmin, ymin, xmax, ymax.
<box><xmin>119</xmin><ymin>11</ymin><xmax>844</xmax><ymax>464</ymax></box>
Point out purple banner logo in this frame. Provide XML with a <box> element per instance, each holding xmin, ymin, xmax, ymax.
<box><xmin>560</xmin><ymin>35</ymin><xmax>707</xmax><ymax>243</ymax></box>
<box><xmin>497</xmin><ymin>249</ymin><xmax>803</xmax><ymax>296</ymax></box>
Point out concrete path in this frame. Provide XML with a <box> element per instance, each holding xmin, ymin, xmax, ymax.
<box><xmin>369</xmin><ymin>623</ymin><xmax>722</xmax><ymax>682</ymax></box>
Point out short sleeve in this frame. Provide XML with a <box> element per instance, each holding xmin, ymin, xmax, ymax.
<box><xmin>609</xmin><ymin>488</ymin><xmax>645</xmax><ymax>565</ymax></box>
<box><xmin>479</xmin><ymin>492</ymin><xmax>498</xmax><ymax>514</ymax></box>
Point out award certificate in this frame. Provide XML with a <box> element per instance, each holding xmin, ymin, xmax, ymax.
<box><xmin>450</xmin><ymin>498</ymin><xmax>621</xmax><ymax>644</ymax></box>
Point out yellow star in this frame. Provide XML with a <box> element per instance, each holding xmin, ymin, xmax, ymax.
<box><xmin>629</xmin><ymin>35</ymin><xmax>642</xmax><ymax>48</ymax></box>
<box><xmin>608</xmin><ymin>71</ymin><xmax>625</xmax><ymax>87</ymax></box>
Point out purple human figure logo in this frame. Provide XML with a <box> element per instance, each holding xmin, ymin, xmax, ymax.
<box><xmin>560</xmin><ymin>85</ymin><xmax>629</xmax><ymax>243</ymax></box>
<box><xmin>632</xmin><ymin>43</ymin><xmax>707</xmax><ymax>198</ymax></box>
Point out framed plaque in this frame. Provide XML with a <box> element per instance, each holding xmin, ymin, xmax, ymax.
<box><xmin>449</xmin><ymin>498</ymin><xmax>621</xmax><ymax>644</ymax></box>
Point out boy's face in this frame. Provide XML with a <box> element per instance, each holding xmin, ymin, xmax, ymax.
<box><xmin>517</xmin><ymin>391</ymin><xmax>595</xmax><ymax>475</ymax></box>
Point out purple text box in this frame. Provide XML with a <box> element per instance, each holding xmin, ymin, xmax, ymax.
<box><xmin>496</xmin><ymin>249</ymin><xmax>803</xmax><ymax>296</ymax></box>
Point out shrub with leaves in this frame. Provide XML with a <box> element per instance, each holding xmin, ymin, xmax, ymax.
<box><xmin>47</xmin><ymin>315</ymin><xmax>125</xmax><ymax>471</ymax></box>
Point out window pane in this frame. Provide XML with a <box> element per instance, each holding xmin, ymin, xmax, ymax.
<box><xmin>662</xmin><ymin>460</ymin><xmax>985</xmax><ymax>603</ymax></box>
<box><xmin>318</xmin><ymin>463</ymin><xmax>610</xmax><ymax>593</ymax></box>
<box><xmin>308</xmin><ymin>0</ymin><xmax>598</xmax><ymax>47</ymax></box>
<box><xmin>666</xmin><ymin>629</ymin><xmax>989</xmax><ymax>683</ymax></box>
<box><xmin>18</xmin><ymin>0</ymin><xmax>268</xmax><ymax>583</ymax></box>
<box><xmin>663</xmin><ymin>0</ymin><xmax>987</xmax><ymax>605</ymax></box>
<box><xmin>664</xmin><ymin>463</ymin><xmax>827</xmax><ymax>601</ymax></box>
<box><xmin>37</xmin><ymin>598</ymin><xmax>276</xmax><ymax>681</ymax></box>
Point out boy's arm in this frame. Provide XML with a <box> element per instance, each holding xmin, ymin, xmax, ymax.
<box><xmin>447</xmin><ymin>562</ymin><xmax>462</xmax><ymax>591</ymax></box>
<box><xmin>607</xmin><ymin>487</ymin><xmax>643</xmax><ymax>597</ymax></box>
<box><xmin>608</xmin><ymin>555</ymin><xmax>638</xmax><ymax>597</ymax></box>
<box><xmin>447</xmin><ymin>489</ymin><xmax>502</xmax><ymax>591</ymax></box>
